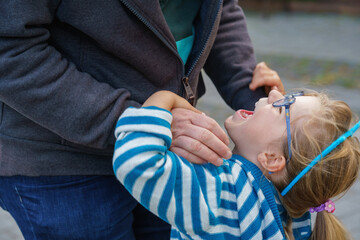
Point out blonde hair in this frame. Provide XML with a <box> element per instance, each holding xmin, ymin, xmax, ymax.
<box><xmin>273</xmin><ymin>91</ymin><xmax>360</xmax><ymax>240</ymax></box>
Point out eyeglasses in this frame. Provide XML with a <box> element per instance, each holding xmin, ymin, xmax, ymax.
<box><xmin>272</xmin><ymin>91</ymin><xmax>304</xmax><ymax>162</ymax></box>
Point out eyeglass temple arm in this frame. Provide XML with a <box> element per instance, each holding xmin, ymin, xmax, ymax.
<box><xmin>285</xmin><ymin>106</ymin><xmax>292</xmax><ymax>162</ymax></box>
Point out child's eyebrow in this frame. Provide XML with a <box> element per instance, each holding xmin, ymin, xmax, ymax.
<box><xmin>279</xmin><ymin>106</ymin><xmax>283</xmax><ymax>114</ymax></box>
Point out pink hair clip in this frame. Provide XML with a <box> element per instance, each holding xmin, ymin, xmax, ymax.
<box><xmin>309</xmin><ymin>199</ymin><xmax>335</xmax><ymax>213</ymax></box>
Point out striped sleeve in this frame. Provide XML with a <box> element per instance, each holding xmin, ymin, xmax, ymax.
<box><xmin>113</xmin><ymin>106</ymin><xmax>238</xmax><ymax>237</ymax></box>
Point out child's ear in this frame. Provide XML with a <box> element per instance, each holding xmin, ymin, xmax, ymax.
<box><xmin>257</xmin><ymin>152</ymin><xmax>286</xmax><ymax>173</ymax></box>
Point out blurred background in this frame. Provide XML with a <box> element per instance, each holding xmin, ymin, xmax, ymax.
<box><xmin>198</xmin><ymin>0</ymin><xmax>360</xmax><ymax>239</ymax></box>
<box><xmin>1</xmin><ymin>1</ymin><xmax>360</xmax><ymax>239</ymax></box>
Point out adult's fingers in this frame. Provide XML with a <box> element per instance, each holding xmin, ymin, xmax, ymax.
<box><xmin>172</xmin><ymin>108</ymin><xmax>230</xmax><ymax>150</ymax></box>
<box><xmin>185</xmin><ymin>109</ymin><xmax>228</xmax><ymax>143</ymax></box>
<box><xmin>250</xmin><ymin>70</ymin><xmax>280</xmax><ymax>90</ymax></box>
<box><xmin>170</xmin><ymin>146</ymin><xmax>207</xmax><ymax>165</ymax></box>
<box><xmin>170</xmin><ymin>135</ymin><xmax>225</xmax><ymax>166</ymax></box>
<box><xmin>250</xmin><ymin>62</ymin><xmax>285</xmax><ymax>95</ymax></box>
<box><xmin>174</xmin><ymin>123</ymin><xmax>231</xmax><ymax>159</ymax></box>
<box><xmin>171</xmin><ymin>109</ymin><xmax>232</xmax><ymax>165</ymax></box>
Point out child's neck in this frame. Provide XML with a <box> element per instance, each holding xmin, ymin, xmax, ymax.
<box><xmin>232</xmin><ymin>147</ymin><xmax>264</xmax><ymax>172</ymax></box>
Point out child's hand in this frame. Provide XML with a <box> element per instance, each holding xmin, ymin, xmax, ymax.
<box><xmin>249</xmin><ymin>62</ymin><xmax>285</xmax><ymax>95</ymax></box>
<box><xmin>143</xmin><ymin>90</ymin><xmax>201</xmax><ymax>113</ymax></box>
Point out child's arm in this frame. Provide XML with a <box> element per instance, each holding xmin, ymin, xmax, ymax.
<box><xmin>142</xmin><ymin>90</ymin><xmax>201</xmax><ymax>113</ymax></box>
<box><xmin>112</xmin><ymin>94</ymin><xmax>235</xmax><ymax>237</ymax></box>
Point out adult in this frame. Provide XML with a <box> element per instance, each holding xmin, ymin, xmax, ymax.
<box><xmin>0</xmin><ymin>1</ymin><xmax>283</xmax><ymax>239</ymax></box>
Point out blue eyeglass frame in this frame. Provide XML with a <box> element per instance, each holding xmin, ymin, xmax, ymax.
<box><xmin>272</xmin><ymin>91</ymin><xmax>304</xmax><ymax>162</ymax></box>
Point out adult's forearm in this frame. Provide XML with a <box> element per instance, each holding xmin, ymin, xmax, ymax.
<box><xmin>204</xmin><ymin>0</ymin><xmax>266</xmax><ymax>110</ymax></box>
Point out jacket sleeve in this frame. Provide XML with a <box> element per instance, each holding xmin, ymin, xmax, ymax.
<box><xmin>0</xmin><ymin>1</ymin><xmax>139</xmax><ymax>149</ymax></box>
<box><xmin>203</xmin><ymin>0</ymin><xmax>266</xmax><ymax>111</ymax></box>
<box><xmin>113</xmin><ymin>106</ymin><xmax>240</xmax><ymax>237</ymax></box>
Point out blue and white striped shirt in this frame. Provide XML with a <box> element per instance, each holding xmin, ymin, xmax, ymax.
<box><xmin>113</xmin><ymin>106</ymin><xmax>311</xmax><ymax>240</ymax></box>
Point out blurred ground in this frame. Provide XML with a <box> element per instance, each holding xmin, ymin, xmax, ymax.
<box><xmin>250</xmin><ymin>12</ymin><xmax>360</xmax><ymax>89</ymax></box>
<box><xmin>1</xmin><ymin>11</ymin><xmax>360</xmax><ymax>240</ymax></box>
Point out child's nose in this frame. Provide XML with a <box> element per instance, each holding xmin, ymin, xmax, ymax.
<box><xmin>268</xmin><ymin>89</ymin><xmax>284</xmax><ymax>104</ymax></box>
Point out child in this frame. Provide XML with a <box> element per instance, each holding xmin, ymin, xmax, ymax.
<box><xmin>113</xmin><ymin>90</ymin><xmax>360</xmax><ymax>240</ymax></box>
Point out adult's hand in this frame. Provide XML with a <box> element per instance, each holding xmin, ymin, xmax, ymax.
<box><xmin>170</xmin><ymin>108</ymin><xmax>232</xmax><ymax>166</ymax></box>
<box><xmin>249</xmin><ymin>62</ymin><xmax>285</xmax><ymax>95</ymax></box>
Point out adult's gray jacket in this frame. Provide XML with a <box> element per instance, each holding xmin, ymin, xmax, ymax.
<box><xmin>0</xmin><ymin>0</ymin><xmax>265</xmax><ymax>176</ymax></box>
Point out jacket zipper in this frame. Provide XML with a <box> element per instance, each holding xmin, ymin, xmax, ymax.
<box><xmin>120</xmin><ymin>1</ymin><xmax>191</xmax><ymax>100</ymax></box>
<box><xmin>120</xmin><ymin>0</ymin><xmax>222</xmax><ymax>105</ymax></box>
<box><xmin>181</xmin><ymin>77</ymin><xmax>195</xmax><ymax>105</ymax></box>
<box><xmin>185</xmin><ymin>0</ymin><xmax>222</xmax><ymax>78</ymax></box>
<box><xmin>182</xmin><ymin>0</ymin><xmax>222</xmax><ymax>105</ymax></box>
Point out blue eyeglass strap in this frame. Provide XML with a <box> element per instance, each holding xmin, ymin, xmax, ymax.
<box><xmin>285</xmin><ymin>106</ymin><xmax>292</xmax><ymax>162</ymax></box>
<box><xmin>281</xmin><ymin>120</ymin><xmax>360</xmax><ymax>196</ymax></box>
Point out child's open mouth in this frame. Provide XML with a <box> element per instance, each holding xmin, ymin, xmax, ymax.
<box><xmin>236</xmin><ymin>109</ymin><xmax>254</xmax><ymax>120</ymax></box>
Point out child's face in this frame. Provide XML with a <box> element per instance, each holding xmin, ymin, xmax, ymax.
<box><xmin>224</xmin><ymin>90</ymin><xmax>321</xmax><ymax>159</ymax></box>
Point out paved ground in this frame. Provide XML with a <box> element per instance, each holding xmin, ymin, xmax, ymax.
<box><xmin>1</xmin><ymin>11</ymin><xmax>360</xmax><ymax>240</ymax></box>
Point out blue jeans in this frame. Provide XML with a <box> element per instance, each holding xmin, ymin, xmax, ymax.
<box><xmin>0</xmin><ymin>175</ymin><xmax>170</xmax><ymax>240</ymax></box>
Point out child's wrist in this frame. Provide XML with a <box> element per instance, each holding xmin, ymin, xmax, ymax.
<box><xmin>142</xmin><ymin>91</ymin><xmax>176</xmax><ymax>111</ymax></box>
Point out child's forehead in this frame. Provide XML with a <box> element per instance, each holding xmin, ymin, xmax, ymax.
<box><xmin>291</xmin><ymin>96</ymin><xmax>320</xmax><ymax>118</ymax></box>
